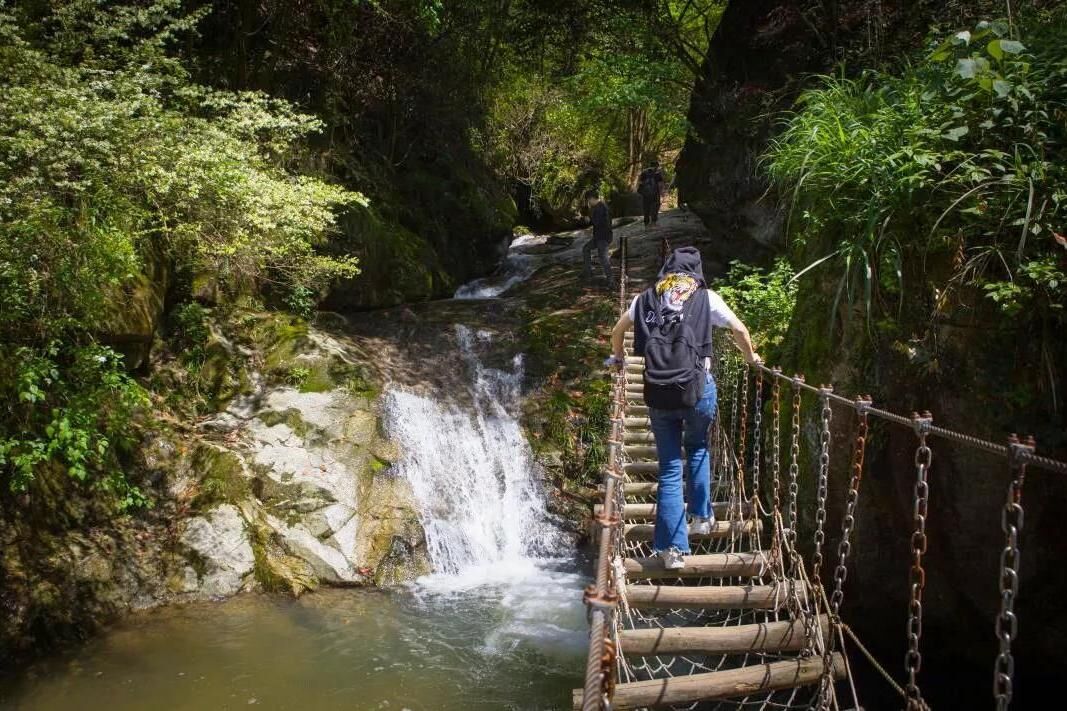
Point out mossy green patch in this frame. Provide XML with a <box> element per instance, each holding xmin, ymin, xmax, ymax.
<box><xmin>257</xmin><ymin>408</ymin><xmax>312</xmax><ymax>438</ymax></box>
<box><xmin>247</xmin><ymin>518</ymin><xmax>317</xmax><ymax>595</ymax></box>
<box><xmin>190</xmin><ymin>444</ymin><xmax>250</xmax><ymax>509</ymax></box>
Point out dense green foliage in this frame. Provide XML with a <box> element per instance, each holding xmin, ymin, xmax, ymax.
<box><xmin>485</xmin><ymin>1</ymin><xmax>724</xmax><ymax>222</ymax></box>
<box><xmin>0</xmin><ymin>1</ymin><xmax>360</xmax><ymax>497</ymax></box>
<box><xmin>191</xmin><ymin>0</ymin><xmax>517</xmax><ymax>304</ymax></box>
<box><xmin>711</xmin><ymin>259</ymin><xmax>797</xmax><ymax>356</ymax></box>
<box><xmin>765</xmin><ymin>13</ymin><xmax>1067</xmax><ymax>408</ymax></box>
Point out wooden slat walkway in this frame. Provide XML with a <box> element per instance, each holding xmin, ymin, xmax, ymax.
<box><xmin>574</xmin><ymin>323</ymin><xmax>843</xmax><ymax>709</ymax></box>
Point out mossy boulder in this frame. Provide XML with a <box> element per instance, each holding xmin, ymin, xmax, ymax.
<box><xmin>189</xmin><ymin>444</ymin><xmax>250</xmax><ymax>510</ymax></box>
<box><xmin>94</xmin><ymin>244</ymin><xmax>170</xmax><ymax>370</ymax></box>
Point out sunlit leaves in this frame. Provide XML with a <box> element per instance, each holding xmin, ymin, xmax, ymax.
<box><xmin>765</xmin><ymin>16</ymin><xmax>1067</xmax><ymax>336</ymax></box>
<box><xmin>0</xmin><ymin>2</ymin><xmax>362</xmax><ymax>499</ymax></box>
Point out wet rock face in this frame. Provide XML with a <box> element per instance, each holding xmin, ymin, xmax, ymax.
<box><xmin>182</xmin><ymin>325</ymin><xmax>432</xmax><ymax>594</ymax></box>
<box><xmin>180</xmin><ymin>504</ymin><xmax>255</xmax><ymax>597</ymax></box>
<box><xmin>0</xmin><ymin>314</ymin><xmax>432</xmax><ymax>664</ymax></box>
<box><xmin>676</xmin><ymin>0</ymin><xmax>937</xmax><ymax>264</ymax></box>
<box><xmin>676</xmin><ymin>0</ymin><xmax>820</xmax><ymax>261</ymax></box>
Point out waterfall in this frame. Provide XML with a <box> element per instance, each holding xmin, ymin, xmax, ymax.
<box><xmin>453</xmin><ymin>253</ymin><xmax>535</xmax><ymax>299</ymax></box>
<box><xmin>383</xmin><ymin>325</ymin><xmax>563</xmax><ymax>583</ymax></box>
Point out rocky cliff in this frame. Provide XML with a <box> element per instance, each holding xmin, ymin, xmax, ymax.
<box><xmin>677</xmin><ymin>1</ymin><xmax>1066</xmax><ymax>706</ymax></box>
<box><xmin>0</xmin><ymin>310</ymin><xmax>431</xmax><ymax>665</ymax></box>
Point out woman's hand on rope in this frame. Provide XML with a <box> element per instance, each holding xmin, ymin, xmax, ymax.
<box><xmin>604</xmin><ymin>354</ymin><xmax>625</xmax><ymax>372</ymax></box>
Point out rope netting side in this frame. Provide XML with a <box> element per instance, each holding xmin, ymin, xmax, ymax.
<box><xmin>582</xmin><ymin>247</ymin><xmax>1063</xmax><ymax>710</ymax></box>
<box><xmin>579</xmin><ymin>229</ymin><xmax>631</xmax><ymax>710</ymax></box>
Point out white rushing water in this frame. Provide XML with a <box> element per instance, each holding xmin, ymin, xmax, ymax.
<box><xmin>383</xmin><ymin>325</ymin><xmax>568</xmax><ymax>587</ymax></box>
<box><xmin>453</xmin><ymin>253</ymin><xmax>536</xmax><ymax>299</ymax></box>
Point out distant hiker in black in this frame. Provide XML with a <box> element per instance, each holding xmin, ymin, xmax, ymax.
<box><xmin>637</xmin><ymin>161</ymin><xmax>666</xmax><ymax>227</ymax></box>
<box><xmin>582</xmin><ymin>190</ymin><xmax>614</xmax><ymax>286</ymax></box>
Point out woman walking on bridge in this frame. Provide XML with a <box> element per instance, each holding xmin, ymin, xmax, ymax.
<box><xmin>606</xmin><ymin>247</ymin><xmax>760</xmax><ymax>569</ymax></box>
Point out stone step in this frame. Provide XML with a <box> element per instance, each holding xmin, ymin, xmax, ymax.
<box><xmin>623</xmin><ymin>551</ymin><xmax>769</xmax><ymax>580</ymax></box>
<box><xmin>572</xmin><ymin>654</ymin><xmax>846</xmax><ymax>710</ymax></box>
<box><xmin>619</xmin><ymin>616</ymin><xmax>829</xmax><ymax>656</ymax></box>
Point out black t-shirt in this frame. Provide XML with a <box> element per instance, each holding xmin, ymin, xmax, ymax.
<box><xmin>591</xmin><ymin>201</ymin><xmax>612</xmax><ymax>243</ymax></box>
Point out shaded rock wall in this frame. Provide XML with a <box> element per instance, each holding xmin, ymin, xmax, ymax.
<box><xmin>676</xmin><ymin>0</ymin><xmax>944</xmax><ymax>264</ymax></box>
<box><xmin>0</xmin><ymin>312</ymin><xmax>431</xmax><ymax>665</ymax></box>
<box><xmin>679</xmin><ymin>1</ymin><xmax>1065</xmax><ymax>706</ymax></box>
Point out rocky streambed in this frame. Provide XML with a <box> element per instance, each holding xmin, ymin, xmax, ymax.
<box><xmin>2</xmin><ymin>211</ymin><xmax>689</xmax><ymax>708</ymax></box>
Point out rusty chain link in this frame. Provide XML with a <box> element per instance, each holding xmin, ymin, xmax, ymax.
<box><xmin>811</xmin><ymin>386</ymin><xmax>833</xmax><ymax>591</ymax></box>
<box><xmin>750</xmin><ymin>368</ymin><xmax>764</xmax><ymax>521</ymax></box>
<box><xmin>738</xmin><ymin>364</ymin><xmax>750</xmax><ymax>480</ymax></box>
<box><xmin>819</xmin><ymin>396</ymin><xmax>872</xmax><ymax>709</ymax></box>
<box><xmin>787</xmin><ymin>375</ymin><xmax>803</xmax><ymax>555</ymax></box>
<box><xmin>770</xmin><ymin>370</ymin><xmax>783</xmax><ymax>573</ymax></box>
<box><xmin>994</xmin><ymin>434</ymin><xmax>1032</xmax><ymax>710</ymax></box>
<box><xmin>830</xmin><ymin>397</ymin><xmax>871</xmax><ymax>616</ymax></box>
<box><xmin>905</xmin><ymin>412</ymin><xmax>933</xmax><ymax>711</ymax></box>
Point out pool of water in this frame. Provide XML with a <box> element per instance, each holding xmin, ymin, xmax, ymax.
<box><xmin>0</xmin><ymin>558</ymin><xmax>588</xmax><ymax>711</ymax></box>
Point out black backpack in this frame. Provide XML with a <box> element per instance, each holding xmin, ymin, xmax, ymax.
<box><xmin>641</xmin><ymin>291</ymin><xmax>706</xmax><ymax>409</ymax></box>
<box><xmin>637</xmin><ymin>169</ymin><xmax>657</xmax><ymax>196</ymax></box>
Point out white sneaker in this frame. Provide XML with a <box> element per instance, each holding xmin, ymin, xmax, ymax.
<box><xmin>690</xmin><ymin>514</ymin><xmax>716</xmax><ymax>536</ymax></box>
<box><xmin>658</xmin><ymin>547</ymin><xmax>686</xmax><ymax>570</ymax></box>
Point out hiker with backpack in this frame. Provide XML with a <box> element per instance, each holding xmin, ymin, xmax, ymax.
<box><xmin>637</xmin><ymin>160</ymin><xmax>666</xmax><ymax>227</ymax></box>
<box><xmin>582</xmin><ymin>189</ymin><xmax>614</xmax><ymax>287</ymax></box>
<box><xmin>604</xmin><ymin>247</ymin><xmax>760</xmax><ymax>570</ymax></box>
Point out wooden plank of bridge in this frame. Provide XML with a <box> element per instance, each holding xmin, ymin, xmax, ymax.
<box><xmin>625</xmin><ymin>582</ymin><xmax>795</xmax><ymax>610</ymax></box>
<box><xmin>605</xmin><ymin>482</ymin><xmax>755</xmax><ymax>500</ymax></box>
<box><xmin>572</xmin><ymin>654</ymin><xmax>846</xmax><ymax>710</ymax></box>
<box><xmin>595</xmin><ymin>502</ymin><xmax>752</xmax><ymax>521</ymax></box>
<box><xmin>620</xmin><ymin>616</ymin><xmax>830</xmax><ymax>655</ymax></box>
<box><xmin>579</xmin><ymin>321</ymin><xmax>843</xmax><ymax>710</ymax></box>
<box><xmin>623</xmin><ymin>461</ymin><xmax>657</xmax><ymax>476</ymax></box>
<box><xmin>623</xmin><ymin>520</ymin><xmax>760</xmax><ymax>540</ymax></box>
<box><xmin>623</xmin><ymin>444</ymin><xmax>660</xmax><ymax>460</ymax></box>
<box><xmin>623</xmin><ymin>552</ymin><xmax>768</xmax><ymax>579</ymax></box>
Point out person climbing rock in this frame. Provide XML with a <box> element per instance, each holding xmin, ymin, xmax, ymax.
<box><xmin>605</xmin><ymin>247</ymin><xmax>760</xmax><ymax>570</ymax></box>
<box><xmin>582</xmin><ymin>189</ymin><xmax>614</xmax><ymax>287</ymax></box>
<box><xmin>637</xmin><ymin>160</ymin><xmax>666</xmax><ymax>227</ymax></box>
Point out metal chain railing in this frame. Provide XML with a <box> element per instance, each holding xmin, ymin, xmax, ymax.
<box><xmin>829</xmin><ymin>397</ymin><xmax>871</xmax><ymax>616</ymax></box>
<box><xmin>770</xmin><ymin>370</ymin><xmax>783</xmax><ymax>572</ymax></box>
<box><xmin>580</xmin><ymin>226</ymin><xmax>629</xmax><ymax>711</ymax></box>
<box><xmin>994</xmin><ymin>434</ymin><xmax>1033</xmax><ymax>710</ymax></box>
<box><xmin>787</xmin><ymin>375</ymin><xmax>803</xmax><ymax>554</ymax></box>
<box><xmin>750</xmin><ymin>368</ymin><xmax>764</xmax><ymax>523</ymax></box>
<box><xmin>821</xmin><ymin>396</ymin><xmax>871</xmax><ymax>710</ymax></box>
<box><xmin>904</xmin><ymin>413</ymin><xmax>933</xmax><ymax>711</ymax></box>
<box><xmin>811</xmin><ymin>386</ymin><xmax>833</xmax><ymax>592</ymax></box>
<box><xmin>749</xmin><ymin>363</ymin><xmax>1067</xmax><ymax>476</ymax></box>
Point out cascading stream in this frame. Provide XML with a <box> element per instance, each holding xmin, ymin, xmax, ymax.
<box><xmin>383</xmin><ymin>325</ymin><xmax>564</xmax><ymax>581</ymax></box>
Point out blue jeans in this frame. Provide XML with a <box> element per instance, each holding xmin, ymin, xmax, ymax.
<box><xmin>648</xmin><ymin>373</ymin><xmax>717</xmax><ymax>554</ymax></box>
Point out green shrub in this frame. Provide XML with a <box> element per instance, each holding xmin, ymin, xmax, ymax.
<box><xmin>765</xmin><ymin>16</ymin><xmax>1067</xmax><ymax>335</ymax></box>
<box><xmin>0</xmin><ymin>344</ymin><xmax>147</xmax><ymax>502</ymax></box>
<box><xmin>712</xmin><ymin>259</ymin><xmax>797</xmax><ymax>355</ymax></box>
<box><xmin>0</xmin><ymin>1</ymin><xmax>361</xmax><ymax>500</ymax></box>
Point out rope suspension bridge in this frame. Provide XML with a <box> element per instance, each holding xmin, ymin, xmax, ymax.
<box><xmin>575</xmin><ymin>237</ymin><xmax>1067</xmax><ymax>710</ymax></box>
